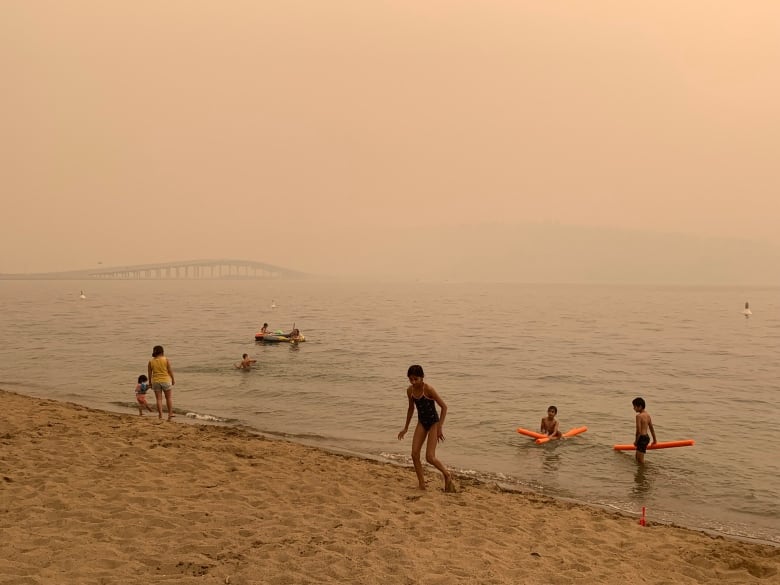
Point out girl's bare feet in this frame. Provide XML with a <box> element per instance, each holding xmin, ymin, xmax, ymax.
<box><xmin>444</xmin><ymin>476</ymin><xmax>457</xmax><ymax>493</ymax></box>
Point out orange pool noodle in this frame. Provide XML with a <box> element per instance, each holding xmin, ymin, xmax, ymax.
<box><xmin>516</xmin><ymin>428</ymin><xmax>546</xmax><ymax>439</ymax></box>
<box><xmin>613</xmin><ymin>439</ymin><xmax>695</xmax><ymax>451</ymax></box>
<box><xmin>535</xmin><ymin>426</ymin><xmax>588</xmax><ymax>445</ymax></box>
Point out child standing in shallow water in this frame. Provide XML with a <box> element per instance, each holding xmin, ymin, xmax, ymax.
<box><xmin>148</xmin><ymin>345</ymin><xmax>175</xmax><ymax>420</ymax></box>
<box><xmin>134</xmin><ymin>374</ymin><xmax>153</xmax><ymax>416</ymax></box>
<box><xmin>632</xmin><ymin>396</ymin><xmax>658</xmax><ymax>464</ymax></box>
<box><xmin>397</xmin><ymin>365</ymin><xmax>455</xmax><ymax>492</ymax></box>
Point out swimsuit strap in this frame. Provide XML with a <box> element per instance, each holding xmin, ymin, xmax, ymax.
<box><xmin>410</xmin><ymin>385</ymin><xmax>431</xmax><ymax>401</ymax></box>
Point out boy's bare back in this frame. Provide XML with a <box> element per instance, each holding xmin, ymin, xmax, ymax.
<box><xmin>636</xmin><ymin>411</ymin><xmax>652</xmax><ymax>435</ymax></box>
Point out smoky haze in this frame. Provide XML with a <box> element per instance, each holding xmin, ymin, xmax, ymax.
<box><xmin>2</xmin><ymin>2</ymin><xmax>779</xmax><ymax>283</ymax></box>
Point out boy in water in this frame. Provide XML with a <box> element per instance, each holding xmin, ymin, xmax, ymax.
<box><xmin>540</xmin><ymin>405</ymin><xmax>562</xmax><ymax>438</ymax></box>
<box><xmin>238</xmin><ymin>353</ymin><xmax>257</xmax><ymax>370</ymax></box>
<box><xmin>632</xmin><ymin>397</ymin><xmax>658</xmax><ymax>464</ymax></box>
<box><xmin>135</xmin><ymin>374</ymin><xmax>153</xmax><ymax>416</ymax></box>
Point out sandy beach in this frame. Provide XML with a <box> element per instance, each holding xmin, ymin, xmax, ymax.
<box><xmin>0</xmin><ymin>389</ymin><xmax>777</xmax><ymax>585</ymax></box>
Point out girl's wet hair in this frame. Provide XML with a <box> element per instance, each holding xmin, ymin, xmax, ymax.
<box><xmin>152</xmin><ymin>345</ymin><xmax>165</xmax><ymax>357</ymax></box>
<box><xmin>407</xmin><ymin>364</ymin><xmax>424</xmax><ymax>378</ymax></box>
<box><xmin>138</xmin><ymin>374</ymin><xmax>148</xmax><ymax>383</ymax></box>
<box><xmin>632</xmin><ymin>397</ymin><xmax>646</xmax><ymax>408</ymax></box>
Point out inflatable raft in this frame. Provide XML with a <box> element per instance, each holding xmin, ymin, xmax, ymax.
<box><xmin>255</xmin><ymin>332</ymin><xmax>306</xmax><ymax>343</ymax></box>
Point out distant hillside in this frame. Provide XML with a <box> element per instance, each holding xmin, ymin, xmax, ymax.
<box><xmin>306</xmin><ymin>223</ymin><xmax>780</xmax><ymax>284</ymax></box>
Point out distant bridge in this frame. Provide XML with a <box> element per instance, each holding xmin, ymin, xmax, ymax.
<box><xmin>0</xmin><ymin>259</ymin><xmax>308</xmax><ymax>280</ymax></box>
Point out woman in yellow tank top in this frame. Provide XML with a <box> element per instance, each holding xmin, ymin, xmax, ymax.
<box><xmin>147</xmin><ymin>345</ymin><xmax>175</xmax><ymax>420</ymax></box>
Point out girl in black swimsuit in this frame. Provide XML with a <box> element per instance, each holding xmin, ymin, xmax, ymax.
<box><xmin>397</xmin><ymin>365</ymin><xmax>455</xmax><ymax>492</ymax></box>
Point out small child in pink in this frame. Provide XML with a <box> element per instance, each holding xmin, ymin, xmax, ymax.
<box><xmin>135</xmin><ymin>374</ymin><xmax>153</xmax><ymax>416</ymax></box>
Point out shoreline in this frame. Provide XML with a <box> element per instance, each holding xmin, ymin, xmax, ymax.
<box><xmin>23</xmin><ymin>390</ymin><xmax>780</xmax><ymax>549</ymax></box>
<box><xmin>160</xmin><ymin>405</ymin><xmax>780</xmax><ymax>549</ymax></box>
<box><xmin>2</xmin><ymin>388</ymin><xmax>778</xmax><ymax>584</ymax></box>
<box><xmin>272</xmin><ymin>440</ymin><xmax>780</xmax><ymax>549</ymax></box>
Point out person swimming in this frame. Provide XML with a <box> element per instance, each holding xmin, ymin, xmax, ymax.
<box><xmin>236</xmin><ymin>353</ymin><xmax>257</xmax><ymax>370</ymax></box>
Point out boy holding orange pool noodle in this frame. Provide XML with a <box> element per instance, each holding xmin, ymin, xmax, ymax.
<box><xmin>540</xmin><ymin>405</ymin><xmax>563</xmax><ymax>439</ymax></box>
<box><xmin>632</xmin><ymin>397</ymin><xmax>658</xmax><ymax>464</ymax></box>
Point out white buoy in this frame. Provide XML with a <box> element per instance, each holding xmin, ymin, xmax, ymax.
<box><xmin>742</xmin><ymin>301</ymin><xmax>752</xmax><ymax>317</ymax></box>
<box><xmin>80</xmin><ymin>290</ymin><xmax>86</xmax><ymax>299</ymax></box>
<box><xmin>271</xmin><ymin>300</ymin><xmax>277</xmax><ymax>309</ymax></box>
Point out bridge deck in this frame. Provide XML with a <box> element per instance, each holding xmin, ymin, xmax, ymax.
<box><xmin>0</xmin><ymin>259</ymin><xmax>307</xmax><ymax>280</ymax></box>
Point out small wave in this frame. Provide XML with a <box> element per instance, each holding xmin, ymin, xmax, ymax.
<box><xmin>111</xmin><ymin>401</ymin><xmax>230</xmax><ymax>423</ymax></box>
<box><xmin>185</xmin><ymin>411</ymin><xmax>228</xmax><ymax>423</ymax></box>
<box><xmin>379</xmin><ymin>452</ymin><xmax>409</xmax><ymax>465</ymax></box>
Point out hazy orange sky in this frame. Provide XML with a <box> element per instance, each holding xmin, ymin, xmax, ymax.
<box><xmin>2</xmin><ymin>2</ymin><xmax>779</xmax><ymax>280</ymax></box>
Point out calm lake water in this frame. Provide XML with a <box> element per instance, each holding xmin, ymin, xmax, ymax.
<box><xmin>1</xmin><ymin>279</ymin><xmax>778</xmax><ymax>544</ymax></box>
